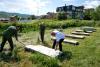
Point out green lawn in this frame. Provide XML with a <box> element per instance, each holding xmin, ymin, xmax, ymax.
<box><xmin>0</xmin><ymin>27</ymin><xmax>100</xmax><ymax>67</ymax></box>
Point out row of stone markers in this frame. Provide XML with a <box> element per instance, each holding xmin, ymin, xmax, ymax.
<box><xmin>62</xmin><ymin>26</ymin><xmax>96</xmax><ymax>45</ymax></box>
<box><xmin>25</xmin><ymin>27</ymin><xmax>96</xmax><ymax>58</ymax></box>
<box><xmin>52</xmin><ymin>27</ymin><xmax>96</xmax><ymax>45</ymax></box>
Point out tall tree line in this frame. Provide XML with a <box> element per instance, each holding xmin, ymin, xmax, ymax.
<box><xmin>84</xmin><ymin>5</ymin><xmax>100</xmax><ymax>20</ymax></box>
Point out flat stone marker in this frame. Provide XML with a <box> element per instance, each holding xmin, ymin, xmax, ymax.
<box><xmin>85</xmin><ymin>31</ymin><xmax>93</xmax><ymax>33</ymax></box>
<box><xmin>65</xmin><ymin>34</ymin><xmax>85</xmax><ymax>39</ymax></box>
<box><xmin>72</xmin><ymin>32</ymin><xmax>90</xmax><ymax>36</ymax></box>
<box><xmin>81</xmin><ymin>27</ymin><xmax>96</xmax><ymax>32</ymax></box>
<box><xmin>75</xmin><ymin>30</ymin><xmax>93</xmax><ymax>33</ymax></box>
<box><xmin>25</xmin><ymin>45</ymin><xmax>62</xmax><ymax>57</ymax></box>
<box><xmin>75</xmin><ymin>30</ymin><xmax>83</xmax><ymax>32</ymax></box>
<box><xmin>51</xmin><ymin>37</ymin><xmax>79</xmax><ymax>45</ymax></box>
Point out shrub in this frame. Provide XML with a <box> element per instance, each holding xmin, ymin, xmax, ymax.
<box><xmin>0</xmin><ymin>19</ymin><xmax>99</xmax><ymax>33</ymax></box>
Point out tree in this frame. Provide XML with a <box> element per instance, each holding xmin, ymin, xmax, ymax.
<box><xmin>10</xmin><ymin>15</ymin><xmax>20</xmax><ymax>22</ymax></box>
<box><xmin>14</xmin><ymin>15</ymin><xmax>21</xmax><ymax>20</ymax></box>
<box><xmin>92</xmin><ymin>5</ymin><xmax>100</xmax><ymax>20</ymax></box>
<box><xmin>57</xmin><ymin>12</ymin><xmax>67</xmax><ymax>20</ymax></box>
<box><xmin>83</xmin><ymin>8</ymin><xmax>94</xmax><ymax>20</ymax></box>
<box><xmin>28</xmin><ymin>15</ymin><xmax>36</xmax><ymax>20</ymax></box>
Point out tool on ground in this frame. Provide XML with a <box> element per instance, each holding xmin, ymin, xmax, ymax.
<box><xmin>18</xmin><ymin>41</ymin><xmax>26</xmax><ymax>46</ymax></box>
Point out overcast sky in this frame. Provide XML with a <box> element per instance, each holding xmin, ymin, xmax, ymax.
<box><xmin>0</xmin><ymin>0</ymin><xmax>100</xmax><ymax>15</ymax></box>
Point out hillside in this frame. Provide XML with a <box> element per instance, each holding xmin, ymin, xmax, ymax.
<box><xmin>0</xmin><ymin>11</ymin><xmax>30</xmax><ymax>18</ymax></box>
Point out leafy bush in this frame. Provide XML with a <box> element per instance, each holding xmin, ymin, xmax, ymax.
<box><xmin>0</xmin><ymin>19</ymin><xmax>99</xmax><ymax>33</ymax></box>
<box><xmin>57</xmin><ymin>12</ymin><xmax>67</xmax><ymax>20</ymax></box>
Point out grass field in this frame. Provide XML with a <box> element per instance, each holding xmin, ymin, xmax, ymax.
<box><xmin>0</xmin><ymin>26</ymin><xmax>100</xmax><ymax>67</ymax></box>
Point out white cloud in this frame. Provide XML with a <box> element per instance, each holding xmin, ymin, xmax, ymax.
<box><xmin>1</xmin><ymin>0</ymin><xmax>100</xmax><ymax>15</ymax></box>
<box><xmin>62</xmin><ymin>0</ymin><xmax>73</xmax><ymax>2</ymax></box>
<box><xmin>62</xmin><ymin>0</ymin><xmax>100</xmax><ymax>8</ymax></box>
<box><xmin>88</xmin><ymin>0</ymin><xmax>100</xmax><ymax>1</ymax></box>
<box><xmin>84</xmin><ymin>0</ymin><xmax>100</xmax><ymax>9</ymax></box>
<box><xmin>0</xmin><ymin>0</ymin><xmax>51</xmax><ymax>15</ymax></box>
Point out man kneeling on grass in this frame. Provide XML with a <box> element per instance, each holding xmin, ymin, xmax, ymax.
<box><xmin>51</xmin><ymin>29</ymin><xmax>65</xmax><ymax>51</ymax></box>
<box><xmin>0</xmin><ymin>26</ymin><xmax>20</xmax><ymax>52</ymax></box>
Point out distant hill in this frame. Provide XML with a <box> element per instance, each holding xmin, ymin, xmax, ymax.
<box><xmin>0</xmin><ymin>11</ymin><xmax>31</xmax><ymax>18</ymax></box>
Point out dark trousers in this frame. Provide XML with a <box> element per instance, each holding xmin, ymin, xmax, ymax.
<box><xmin>0</xmin><ymin>36</ymin><xmax>13</xmax><ymax>52</ymax></box>
<box><xmin>40</xmin><ymin>30</ymin><xmax>45</xmax><ymax>43</ymax></box>
<box><xmin>52</xmin><ymin>39</ymin><xmax>64</xmax><ymax>51</ymax></box>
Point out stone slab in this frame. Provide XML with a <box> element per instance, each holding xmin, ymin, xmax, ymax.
<box><xmin>25</xmin><ymin>45</ymin><xmax>62</xmax><ymax>57</ymax></box>
<box><xmin>85</xmin><ymin>31</ymin><xmax>93</xmax><ymax>33</ymax></box>
<box><xmin>65</xmin><ymin>34</ymin><xmax>85</xmax><ymax>39</ymax></box>
<box><xmin>81</xmin><ymin>27</ymin><xmax>96</xmax><ymax>32</ymax></box>
<box><xmin>75</xmin><ymin>30</ymin><xmax>83</xmax><ymax>32</ymax></box>
<box><xmin>51</xmin><ymin>37</ymin><xmax>79</xmax><ymax>45</ymax></box>
<box><xmin>72</xmin><ymin>32</ymin><xmax>90</xmax><ymax>36</ymax></box>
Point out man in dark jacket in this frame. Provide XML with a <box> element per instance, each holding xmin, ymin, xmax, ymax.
<box><xmin>0</xmin><ymin>26</ymin><xmax>20</xmax><ymax>52</ymax></box>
